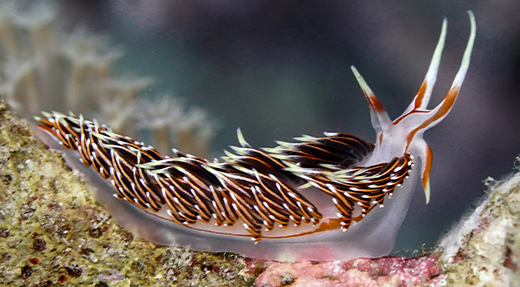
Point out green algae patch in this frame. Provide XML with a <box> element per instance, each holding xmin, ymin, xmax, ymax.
<box><xmin>0</xmin><ymin>96</ymin><xmax>253</xmax><ymax>286</ymax></box>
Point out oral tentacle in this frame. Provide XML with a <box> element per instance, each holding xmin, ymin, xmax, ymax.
<box><xmin>409</xmin><ymin>138</ymin><xmax>433</xmax><ymax>203</ymax></box>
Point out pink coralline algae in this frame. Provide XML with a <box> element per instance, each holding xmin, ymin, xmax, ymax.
<box><xmin>253</xmin><ymin>255</ymin><xmax>444</xmax><ymax>287</ymax></box>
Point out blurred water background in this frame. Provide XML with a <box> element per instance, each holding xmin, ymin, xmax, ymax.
<box><xmin>40</xmin><ymin>0</ymin><xmax>520</xmax><ymax>254</ymax></box>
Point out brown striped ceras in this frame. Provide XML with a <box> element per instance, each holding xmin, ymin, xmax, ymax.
<box><xmin>36</xmin><ymin>112</ymin><xmax>413</xmax><ymax>239</ymax></box>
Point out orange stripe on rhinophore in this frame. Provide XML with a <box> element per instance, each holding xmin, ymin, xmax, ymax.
<box><xmin>363</xmin><ymin>91</ymin><xmax>386</xmax><ymax>114</ymax></box>
<box><xmin>405</xmin><ymin>85</ymin><xmax>460</xmax><ymax>151</ymax></box>
<box><xmin>414</xmin><ymin>81</ymin><xmax>428</xmax><ymax>109</ymax></box>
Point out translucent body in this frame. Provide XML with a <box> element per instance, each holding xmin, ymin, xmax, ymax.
<box><xmin>33</xmin><ymin>124</ymin><xmax>419</xmax><ymax>261</ymax></box>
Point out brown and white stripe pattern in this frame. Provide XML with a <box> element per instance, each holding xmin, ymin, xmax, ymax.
<box><xmin>36</xmin><ymin>111</ymin><xmax>412</xmax><ymax>241</ymax></box>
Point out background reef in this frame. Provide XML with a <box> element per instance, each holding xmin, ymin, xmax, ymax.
<box><xmin>0</xmin><ymin>0</ymin><xmax>216</xmax><ymax>158</ymax></box>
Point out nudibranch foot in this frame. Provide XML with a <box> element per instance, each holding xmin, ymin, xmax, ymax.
<box><xmin>32</xmin><ymin>11</ymin><xmax>476</xmax><ymax>261</ymax></box>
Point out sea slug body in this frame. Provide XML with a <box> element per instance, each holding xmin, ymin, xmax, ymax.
<box><xmin>32</xmin><ymin>12</ymin><xmax>476</xmax><ymax>261</ymax></box>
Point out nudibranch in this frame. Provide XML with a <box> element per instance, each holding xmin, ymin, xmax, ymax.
<box><xmin>32</xmin><ymin>12</ymin><xmax>476</xmax><ymax>261</ymax></box>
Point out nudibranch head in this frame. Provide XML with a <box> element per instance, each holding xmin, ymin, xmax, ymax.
<box><xmin>32</xmin><ymin>12</ymin><xmax>476</xmax><ymax>261</ymax></box>
<box><xmin>351</xmin><ymin>11</ymin><xmax>476</xmax><ymax>203</ymax></box>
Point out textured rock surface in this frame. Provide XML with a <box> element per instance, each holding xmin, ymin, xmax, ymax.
<box><xmin>253</xmin><ymin>255</ymin><xmax>444</xmax><ymax>287</ymax></box>
<box><xmin>0</xmin><ymin>96</ymin><xmax>251</xmax><ymax>286</ymax></box>
<box><xmin>438</xmin><ymin>172</ymin><xmax>520</xmax><ymax>286</ymax></box>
